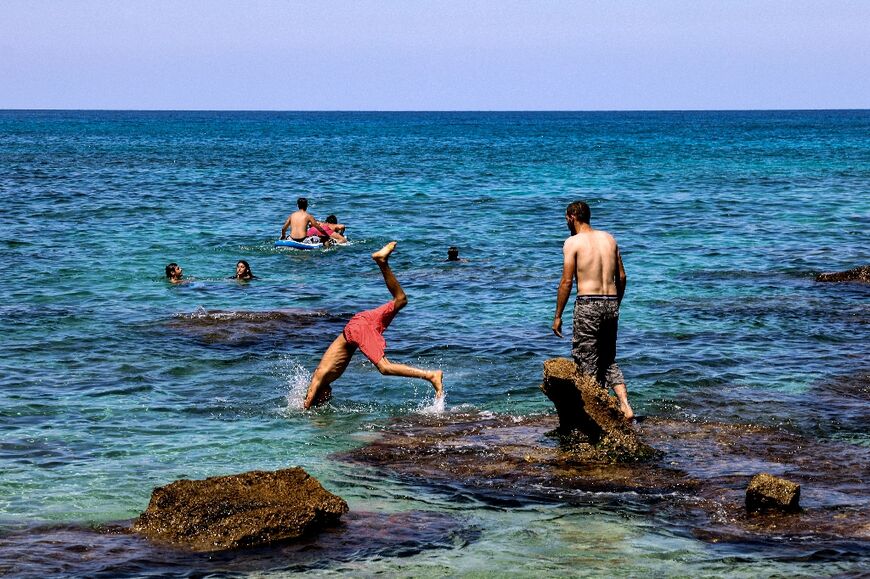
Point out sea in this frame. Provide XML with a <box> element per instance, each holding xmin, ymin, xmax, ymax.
<box><xmin>0</xmin><ymin>110</ymin><xmax>867</xmax><ymax>577</ymax></box>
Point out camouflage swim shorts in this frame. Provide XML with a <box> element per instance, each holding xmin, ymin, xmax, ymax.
<box><xmin>571</xmin><ymin>296</ymin><xmax>625</xmax><ymax>389</ymax></box>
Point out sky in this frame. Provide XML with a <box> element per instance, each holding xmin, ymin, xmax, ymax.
<box><xmin>1</xmin><ymin>0</ymin><xmax>868</xmax><ymax>110</ymax></box>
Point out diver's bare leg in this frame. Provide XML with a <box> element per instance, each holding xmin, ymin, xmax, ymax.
<box><xmin>613</xmin><ymin>383</ymin><xmax>634</xmax><ymax>421</ymax></box>
<box><xmin>304</xmin><ymin>334</ymin><xmax>355</xmax><ymax>409</ymax></box>
<box><xmin>371</xmin><ymin>242</ymin><xmax>407</xmax><ymax>310</ymax></box>
<box><xmin>375</xmin><ymin>357</ymin><xmax>444</xmax><ymax>398</ymax></box>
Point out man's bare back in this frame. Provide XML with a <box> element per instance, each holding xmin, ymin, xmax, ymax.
<box><xmin>563</xmin><ymin>229</ymin><xmax>623</xmax><ymax>297</ymax></box>
<box><xmin>281</xmin><ymin>197</ymin><xmax>328</xmax><ymax>241</ymax></box>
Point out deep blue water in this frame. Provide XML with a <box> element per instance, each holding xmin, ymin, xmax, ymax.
<box><xmin>0</xmin><ymin>110</ymin><xmax>868</xmax><ymax>576</ymax></box>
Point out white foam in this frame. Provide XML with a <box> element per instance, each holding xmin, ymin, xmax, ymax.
<box><xmin>282</xmin><ymin>359</ymin><xmax>312</xmax><ymax>411</ymax></box>
<box><xmin>417</xmin><ymin>394</ymin><xmax>446</xmax><ymax>415</ymax></box>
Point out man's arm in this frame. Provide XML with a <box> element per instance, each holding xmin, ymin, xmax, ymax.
<box><xmin>280</xmin><ymin>215</ymin><xmax>292</xmax><ymax>240</ymax></box>
<box><xmin>615</xmin><ymin>246</ymin><xmax>626</xmax><ymax>303</ymax></box>
<box><xmin>552</xmin><ymin>241</ymin><xmax>576</xmax><ymax>338</ymax></box>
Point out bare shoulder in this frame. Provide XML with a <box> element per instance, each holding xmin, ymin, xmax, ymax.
<box><xmin>594</xmin><ymin>229</ymin><xmax>618</xmax><ymax>246</ymax></box>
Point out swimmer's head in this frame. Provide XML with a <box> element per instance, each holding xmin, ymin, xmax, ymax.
<box><xmin>235</xmin><ymin>260</ymin><xmax>254</xmax><ymax>280</ymax></box>
<box><xmin>165</xmin><ymin>262</ymin><xmax>182</xmax><ymax>280</ymax></box>
<box><xmin>297</xmin><ymin>197</ymin><xmax>308</xmax><ymax>210</ymax></box>
<box><xmin>447</xmin><ymin>247</ymin><xmax>460</xmax><ymax>261</ymax></box>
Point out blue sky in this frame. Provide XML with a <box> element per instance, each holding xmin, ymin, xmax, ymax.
<box><xmin>1</xmin><ymin>0</ymin><xmax>868</xmax><ymax>110</ymax></box>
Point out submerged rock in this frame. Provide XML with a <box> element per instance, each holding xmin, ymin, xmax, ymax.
<box><xmin>815</xmin><ymin>265</ymin><xmax>870</xmax><ymax>283</ymax></box>
<box><xmin>132</xmin><ymin>467</ymin><xmax>348</xmax><ymax>552</ymax></box>
<box><xmin>338</xmin><ymin>411</ymin><xmax>870</xmax><ymax>546</ymax></box>
<box><xmin>540</xmin><ymin>357</ymin><xmax>659</xmax><ymax>462</ymax></box>
<box><xmin>746</xmin><ymin>473</ymin><xmax>801</xmax><ymax>513</ymax></box>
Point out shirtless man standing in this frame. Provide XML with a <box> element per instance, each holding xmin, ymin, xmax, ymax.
<box><xmin>280</xmin><ymin>197</ymin><xmax>330</xmax><ymax>242</ymax></box>
<box><xmin>552</xmin><ymin>201</ymin><xmax>634</xmax><ymax>420</ymax></box>
<box><xmin>303</xmin><ymin>241</ymin><xmax>444</xmax><ymax>409</ymax></box>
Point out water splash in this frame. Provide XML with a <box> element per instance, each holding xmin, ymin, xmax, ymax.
<box><xmin>281</xmin><ymin>359</ymin><xmax>312</xmax><ymax>411</ymax></box>
<box><xmin>417</xmin><ymin>394</ymin><xmax>446</xmax><ymax>415</ymax></box>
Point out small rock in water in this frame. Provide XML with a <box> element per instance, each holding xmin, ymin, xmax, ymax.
<box><xmin>132</xmin><ymin>467</ymin><xmax>348</xmax><ymax>552</ymax></box>
<box><xmin>745</xmin><ymin>473</ymin><xmax>801</xmax><ymax>513</ymax></box>
<box><xmin>815</xmin><ymin>265</ymin><xmax>870</xmax><ymax>283</ymax></box>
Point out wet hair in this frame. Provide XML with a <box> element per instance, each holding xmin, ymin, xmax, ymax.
<box><xmin>325</xmin><ymin>215</ymin><xmax>338</xmax><ymax>224</ymax></box>
<box><xmin>566</xmin><ymin>201</ymin><xmax>591</xmax><ymax>224</ymax></box>
<box><xmin>447</xmin><ymin>247</ymin><xmax>460</xmax><ymax>261</ymax></box>
<box><xmin>297</xmin><ymin>197</ymin><xmax>308</xmax><ymax>210</ymax></box>
<box><xmin>236</xmin><ymin>260</ymin><xmax>254</xmax><ymax>280</ymax></box>
<box><xmin>165</xmin><ymin>262</ymin><xmax>179</xmax><ymax>278</ymax></box>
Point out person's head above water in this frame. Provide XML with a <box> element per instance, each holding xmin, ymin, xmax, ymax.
<box><xmin>325</xmin><ymin>214</ymin><xmax>338</xmax><ymax>224</ymax></box>
<box><xmin>566</xmin><ymin>201</ymin><xmax>591</xmax><ymax>224</ymax></box>
<box><xmin>565</xmin><ymin>201</ymin><xmax>591</xmax><ymax>234</ymax></box>
<box><xmin>447</xmin><ymin>247</ymin><xmax>460</xmax><ymax>261</ymax></box>
<box><xmin>235</xmin><ymin>260</ymin><xmax>254</xmax><ymax>280</ymax></box>
<box><xmin>297</xmin><ymin>197</ymin><xmax>308</xmax><ymax>210</ymax></box>
<box><xmin>165</xmin><ymin>262</ymin><xmax>182</xmax><ymax>281</ymax></box>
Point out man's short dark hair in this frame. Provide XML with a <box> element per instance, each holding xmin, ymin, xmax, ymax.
<box><xmin>447</xmin><ymin>246</ymin><xmax>459</xmax><ymax>261</ymax></box>
<box><xmin>566</xmin><ymin>201</ymin><xmax>591</xmax><ymax>224</ymax></box>
<box><xmin>165</xmin><ymin>262</ymin><xmax>178</xmax><ymax>278</ymax></box>
<box><xmin>325</xmin><ymin>214</ymin><xmax>337</xmax><ymax>224</ymax></box>
<box><xmin>297</xmin><ymin>197</ymin><xmax>308</xmax><ymax>210</ymax></box>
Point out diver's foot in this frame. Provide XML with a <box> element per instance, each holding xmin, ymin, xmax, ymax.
<box><xmin>372</xmin><ymin>241</ymin><xmax>398</xmax><ymax>263</ymax></box>
<box><xmin>430</xmin><ymin>370</ymin><xmax>444</xmax><ymax>398</ymax></box>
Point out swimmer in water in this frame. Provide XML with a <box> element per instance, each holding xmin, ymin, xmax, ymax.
<box><xmin>165</xmin><ymin>262</ymin><xmax>184</xmax><ymax>284</ymax></box>
<box><xmin>231</xmin><ymin>260</ymin><xmax>255</xmax><ymax>280</ymax></box>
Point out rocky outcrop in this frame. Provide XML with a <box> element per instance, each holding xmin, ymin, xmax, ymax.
<box><xmin>339</xmin><ymin>411</ymin><xmax>870</xmax><ymax>546</ymax></box>
<box><xmin>540</xmin><ymin>357</ymin><xmax>659</xmax><ymax>462</ymax></box>
<box><xmin>746</xmin><ymin>473</ymin><xmax>801</xmax><ymax>513</ymax></box>
<box><xmin>815</xmin><ymin>265</ymin><xmax>870</xmax><ymax>283</ymax></box>
<box><xmin>132</xmin><ymin>467</ymin><xmax>348</xmax><ymax>552</ymax></box>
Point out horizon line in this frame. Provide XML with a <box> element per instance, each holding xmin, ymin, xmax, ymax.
<box><xmin>1</xmin><ymin>107</ymin><xmax>868</xmax><ymax>114</ymax></box>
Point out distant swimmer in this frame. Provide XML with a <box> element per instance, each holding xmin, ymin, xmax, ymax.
<box><xmin>307</xmin><ymin>214</ymin><xmax>347</xmax><ymax>245</ymax></box>
<box><xmin>552</xmin><ymin>201</ymin><xmax>634</xmax><ymax>421</ymax></box>
<box><xmin>231</xmin><ymin>260</ymin><xmax>256</xmax><ymax>280</ymax></box>
<box><xmin>165</xmin><ymin>262</ymin><xmax>184</xmax><ymax>284</ymax></box>
<box><xmin>281</xmin><ymin>197</ymin><xmax>331</xmax><ymax>242</ymax></box>
<box><xmin>303</xmin><ymin>241</ymin><xmax>444</xmax><ymax>409</ymax></box>
<box><xmin>446</xmin><ymin>246</ymin><xmax>468</xmax><ymax>262</ymax></box>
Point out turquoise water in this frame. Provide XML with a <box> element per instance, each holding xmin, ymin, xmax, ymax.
<box><xmin>1</xmin><ymin>111</ymin><xmax>868</xmax><ymax>576</ymax></box>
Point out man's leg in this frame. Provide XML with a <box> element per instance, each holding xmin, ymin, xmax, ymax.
<box><xmin>375</xmin><ymin>357</ymin><xmax>444</xmax><ymax>397</ymax></box>
<box><xmin>371</xmin><ymin>241</ymin><xmax>407</xmax><ymax>311</ymax></box>
<box><xmin>612</xmin><ymin>383</ymin><xmax>634</xmax><ymax>421</ymax></box>
<box><xmin>303</xmin><ymin>333</ymin><xmax>356</xmax><ymax>409</ymax></box>
<box><xmin>369</xmin><ymin>241</ymin><xmax>443</xmax><ymax>397</ymax></box>
<box><xmin>601</xmin><ymin>303</ymin><xmax>634</xmax><ymax>421</ymax></box>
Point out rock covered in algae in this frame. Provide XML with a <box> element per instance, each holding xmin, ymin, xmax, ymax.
<box><xmin>540</xmin><ymin>357</ymin><xmax>659</xmax><ymax>462</ymax></box>
<box><xmin>815</xmin><ymin>265</ymin><xmax>870</xmax><ymax>283</ymax></box>
<box><xmin>132</xmin><ymin>467</ymin><xmax>348</xmax><ymax>552</ymax></box>
<box><xmin>746</xmin><ymin>473</ymin><xmax>801</xmax><ymax>513</ymax></box>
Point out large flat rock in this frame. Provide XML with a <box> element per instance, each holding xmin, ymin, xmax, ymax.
<box><xmin>132</xmin><ymin>467</ymin><xmax>348</xmax><ymax>552</ymax></box>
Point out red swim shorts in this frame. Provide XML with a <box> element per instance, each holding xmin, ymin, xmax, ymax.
<box><xmin>343</xmin><ymin>300</ymin><xmax>398</xmax><ymax>364</ymax></box>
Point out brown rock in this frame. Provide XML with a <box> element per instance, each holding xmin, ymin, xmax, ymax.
<box><xmin>132</xmin><ymin>467</ymin><xmax>349</xmax><ymax>551</ymax></box>
<box><xmin>540</xmin><ymin>357</ymin><xmax>659</xmax><ymax>462</ymax></box>
<box><xmin>815</xmin><ymin>265</ymin><xmax>870</xmax><ymax>283</ymax></box>
<box><xmin>746</xmin><ymin>473</ymin><xmax>801</xmax><ymax>513</ymax></box>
